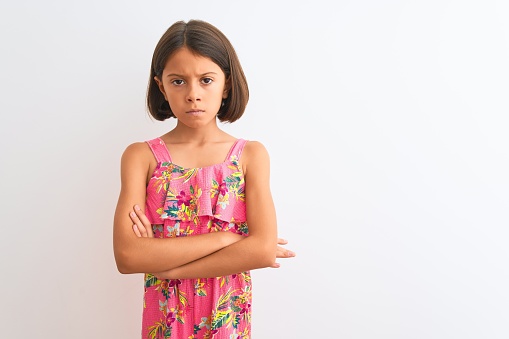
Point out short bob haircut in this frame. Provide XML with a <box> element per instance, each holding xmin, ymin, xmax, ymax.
<box><xmin>147</xmin><ymin>20</ymin><xmax>249</xmax><ymax>123</ymax></box>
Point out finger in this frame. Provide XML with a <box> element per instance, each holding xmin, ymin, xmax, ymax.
<box><xmin>276</xmin><ymin>245</ymin><xmax>296</xmax><ymax>258</ymax></box>
<box><xmin>277</xmin><ymin>238</ymin><xmax>288</xmax><ymax>245</ymax></box>
<box><xmin>133</xmin><ymin>224</ymin><xmax>142</xmax><ymax>237</ymax></box>
<box><xmin>130</xmin><ymin>211</ymin><xmax>148</xmax><ymax>237</ymax></box>
<box><xmin>270</xmin><ymin>262</ymin><xmax>281</xmax><ymax>268</ymax></box>
<box><xmin>130</xmin><ymin>207</ymin><xmax>152</xmax><ymax>237</ymax></box>
<box><xmin>134</xmin><ymin>205</ymin><xmax>154</xmax><ymax>238</ymax></box>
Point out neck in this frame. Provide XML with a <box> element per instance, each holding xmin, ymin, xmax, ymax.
<box><xmin>166</xmin><ymin>121</ymin><xmax>229</xmax><ymax>144</ymax></box>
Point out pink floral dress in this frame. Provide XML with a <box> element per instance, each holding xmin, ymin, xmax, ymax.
<box><xmin>142</xmin><ymin>137</ymin><xmax>251</xmax><ymax>339</ymax></box>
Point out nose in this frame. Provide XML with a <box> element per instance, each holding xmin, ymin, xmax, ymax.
<box><xmin>186</xmin><ymin>82</ymin><xmax>201</xmax><ymax>102</ymax></box>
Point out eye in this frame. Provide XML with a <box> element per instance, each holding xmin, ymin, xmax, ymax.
<box><xmin>201</xmin><ymin>77</ymin><xmax>213</xmax><ymax>84</ymax></box>
<box><xmin>171</xmin><ymin>79</ymin><xmax>185</xmax><ymax>86</ymax></box>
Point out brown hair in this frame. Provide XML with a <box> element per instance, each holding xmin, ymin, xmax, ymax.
<box><xmin>147</xmin><ymin>20</ymin><xmax>249</xmax><ymax>123</ymax></box>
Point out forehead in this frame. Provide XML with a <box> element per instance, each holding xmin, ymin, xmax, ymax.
<box><xmin>163</xmin><ymin>47</ymin><xmax>223</xmax><ymax>75</ymax></box>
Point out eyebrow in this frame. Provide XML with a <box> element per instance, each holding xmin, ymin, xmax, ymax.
<box><xmin>166</xmin><ymin>72</ymin><xmax>219</xmax><ymax>77</ymax></box>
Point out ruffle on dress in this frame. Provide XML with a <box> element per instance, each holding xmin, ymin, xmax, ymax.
<box><xmin>145</xmin><ymin>157</ymin><xmax>247</xmax><ymax>225</ymax></box>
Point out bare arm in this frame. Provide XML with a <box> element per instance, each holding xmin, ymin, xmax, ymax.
<box><xmin>146</xmin><ymin>141</ymin><xmax>294</xmax><ymax>279</ymax></box>
<box><xmin>113</xmin><ymin>142</ymin><xmax>243</xmax><ymax>274</ymax></box>
<box><xmin>132</xmin><ymin>215</ymin><xmax>293</xmax><ymax>275</ymax></box>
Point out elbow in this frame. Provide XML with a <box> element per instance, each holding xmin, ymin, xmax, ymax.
<box><xmin>117</xmin><ymin>266</ymin><xmax>130</xmax><ymax>275</ymax></box>
<box><xmin>116</xmin><ymin>262</ymin><xmax>131</xmax><ymax>275</ymax></box>
<box><xmin>114</xmin><ymin>249</ymin><xmax>136</xmax><ymax>274</ymax></box>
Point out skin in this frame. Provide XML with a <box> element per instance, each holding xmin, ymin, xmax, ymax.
<box><xmin>113</xmin><ymin>47</ymin><xmax>295</xmax><ymax>279</ymax></box>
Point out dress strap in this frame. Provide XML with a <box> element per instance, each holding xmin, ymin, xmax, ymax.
<box><xmin>224</xmin><ymin>139</ymin><xmax>248</xmax><ymax>162</ymax></box>
<box><xmin>146</xmin><ymin>137</ymin><xmax>172</xmax><ymax>163</ymax></box>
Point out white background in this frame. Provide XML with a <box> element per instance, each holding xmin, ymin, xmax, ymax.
<box><xmin>1</xmin><ymin>0</ymin><xmax>508</xmax><ymax>338</ymax></box>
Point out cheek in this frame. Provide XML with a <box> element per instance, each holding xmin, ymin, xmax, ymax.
<box><xmin>165</xmin><ymin>94</ymin><xmax>182</xmax><ymax>111</ymax></box>
<box><xmin>213</xmin><ymin>86</ymin><xmax>226</xmax><ymax>99</ymax></box>
<box><xmin>166</xmin><ymin>91</ymin><xmax>181</xmax><ymax>102</ymax></box>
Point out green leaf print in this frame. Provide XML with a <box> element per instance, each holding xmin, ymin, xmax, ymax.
<box><xmin>172</xmin><ymin>166</ymin><xmax>184</xmax><ymax>174</ymax></box>
<box><xmin>178</xmin><ymin>288</ymin><xmax>189</xmax><ymax>307</ymax></box>
<box><xmin>216</xmin><ymin>288</ymin><xmax>233</xmax><ymax>311</ymax></box>
<box><xmin>148</xmin><ymin>320</ymin><xmax>167</xmax><ymax>339</ymax></box>
<box><xmin>230</xmin><ymin>296</ymin><xmax>242</xmax><ymax>312</ymax></box>
<box><xmin>225</xmin><ymin>176</ymin><xmax>240</xmax><ymax>184</ymax></box>
<box><xmin>232</xmin><ymin>314</ymin><xmax>241</xmax><ymax>329</ymax></box>
<box><xmin>164</xmin><ymin>205</ymin><xmax>179</xmax><ymax>219</ymax></box>
<box><xmin>145</xmin><ymin>274</ymin><xmax>160</xmax><ymax>288</ymax></box>
<box><xmin>211</xmin><ymin>310</ymin><xmax>232</xmax><ymax>330</ymax></box>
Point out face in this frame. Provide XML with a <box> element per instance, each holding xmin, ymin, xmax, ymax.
<box><xmin>155</xmin><ymin>47</ymin><xmax>229</xmax><ymax>128</ymax></box>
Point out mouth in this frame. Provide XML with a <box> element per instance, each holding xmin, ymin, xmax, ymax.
<box><xmin>186</xmin><ymin>109</ymin><xmax>204</xmax><ymax>114</ymax></box>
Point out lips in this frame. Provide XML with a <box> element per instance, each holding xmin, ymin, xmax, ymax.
<box><xmin>186</xmin><ymin>109</ymin><xmax>204</xmax><ymax>114</ymax></box>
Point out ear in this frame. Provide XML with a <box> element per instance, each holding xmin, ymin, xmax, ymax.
<box><xmin>222</xmin><ymin>77</ymin><xmax>231</xmax><ymax>99</ymax></box>
<box><xmin>154</xmin><ymin>76</ymin><xmax>168</xmax><ymax>101</ymax></box>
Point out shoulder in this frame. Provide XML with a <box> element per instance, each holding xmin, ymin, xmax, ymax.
<box><xmin>120</xmin><ymin>141</ymin><xmax>155</xmax><ymax>171</ymax></box>
<box><xmin>244</xmin><ymin>140</ymin><xmax>269</xmax><ymax>156</ymax></box>
<box><xmin>121</xmin><ymin>141</ymin><xmax>152</xmax><ymax>161</ymax></box>
<box><xmin>241</xmin><ymin>140</ymin><xmax>270</xmax><ymax>176</ymax></box>
<box><xmin>119</xmin><ymin>141</ymin><xmax>157</xmax><ymax>184</ymax></box>
<box><xmin>243</xmin><ymin>140</ymin><xmax>270</xmax><ymax>160</ymax></box>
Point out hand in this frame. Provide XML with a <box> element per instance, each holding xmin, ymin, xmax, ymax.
<box><xmin>272</xmin><ymin>238</ymin><xmax>295</xmax><ymax>268</ymax></box>
<box><xmin>130</xmin><ymin>205</ymin><xmax>163</xmax><ymax>278</ymax></box>
<box><xmin>130</xmin><ymin>204</ymin><xmax>154</xmax><ymax>238</ymax></box>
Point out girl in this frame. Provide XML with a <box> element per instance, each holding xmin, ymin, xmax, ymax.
<box><xmin>113</xmin><ymin>19</ymin><xmax>295</xmax><ymax>338</ymax></box>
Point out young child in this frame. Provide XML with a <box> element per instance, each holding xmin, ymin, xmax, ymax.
<box><xmin>113</xmin><ymin>19</ymin><xmax>295</xmax><ymax>338</ymax></box>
